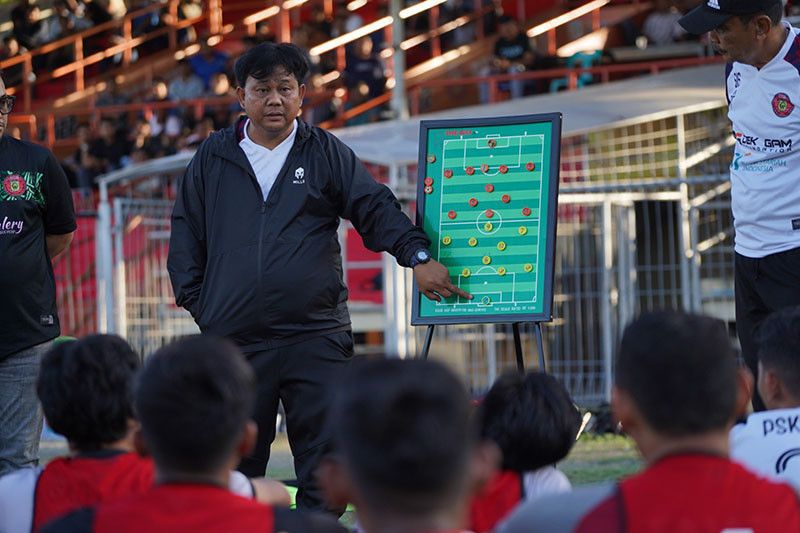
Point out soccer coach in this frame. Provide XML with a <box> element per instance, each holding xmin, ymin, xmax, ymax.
<box><xmin>679</xmin><ymin>0</ymin><xmax>800</xmax><ymax>410</ymax></box>
<box><xmin>167</xmin><ymin>42</ymin><xmax>471</xmax><ymax>511</ymax></box>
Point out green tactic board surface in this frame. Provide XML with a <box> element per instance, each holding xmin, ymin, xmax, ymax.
<box><xmin>411</xmin><ymin>114</ymin><xmax>562</xmax><ymax>325</ymax></box>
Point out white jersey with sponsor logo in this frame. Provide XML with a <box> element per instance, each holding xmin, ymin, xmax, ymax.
<box><xmin>730</xmin><ymin>407</ymin><xmax>800</xmax><ymax>493</ymax></box>
<box><xmin>727</xmin><ymin>22</ymin><xmax>800</xmax><ymax>258</ymax></box>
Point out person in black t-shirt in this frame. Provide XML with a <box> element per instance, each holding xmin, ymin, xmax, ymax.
<box><xmin>85</xmin><ymin>117</ymin><xmax>132</xmax><ymax>177</ymax></box>
<box><xmin>479</xmin><ymin>15</ymin><xmax>535</xmax><ymax>103</ymax></box>
<box><xmin>0</xmin><ymin>72</ymin><xmax>76</xmax><ymax>477</ymax></box>
<box><xmin>344</xmin><ymin>37</ymin><xmax>386</xmax><ymax>100</ymax></box>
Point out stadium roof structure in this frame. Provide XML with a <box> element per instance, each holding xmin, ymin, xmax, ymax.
<box><xmin>331</xmin><ymin>64</ymin><xmax>726</xmax><ymax>167</ymax></box>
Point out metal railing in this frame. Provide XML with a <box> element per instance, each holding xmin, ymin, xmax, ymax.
<box><xmin>0</xmin><ymin>0</ymin><xmax>219</xmax><ymax>112</ymax></box>
<box><xmin>527</xmin><ymin>0</ymin><xmax>609</xmax><ymax>55</ymax></box>
<box><xmin>407</xmin><ymin>55</ymin><xmax>722</xmax><ymax>115</ymax></box>
<box><xmin>8</xmin><ymin>54</ymin><xmax>721</xmax><ymax>151</ymax></box>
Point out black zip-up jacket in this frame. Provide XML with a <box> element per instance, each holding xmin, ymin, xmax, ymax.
<box><xmin>168</xmin><ymin>117</ymin><xmax>430</xmax><ymax>349</ymax></box>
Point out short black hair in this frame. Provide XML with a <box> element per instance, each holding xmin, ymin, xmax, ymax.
<box><xmin>616</xmin><ymin>311</ymin><xmax>737</xmax><ymax>436</ymax></box>
<box><xmin>479</xmin><ymin>371</ymin><xmax>580</xmax><ymax>472</ymax></box>
<box><xmin>233</xmin><ymin>42</ymin><xmax>309</xmax><ymax>87</ymax></box>
<box><xmin>135</xmin><ymin>335</ymin><xmax>255</xmax><ymax>476</ymax></box>
<box><xmin>739</xmin><ymin>1</ymin><xmax>783</xmax><ymax>26</ymax></box>
<box><xmin>332</xmin><ymin>358</ymin><xmax>474</xmax><ymax>514</ymax></box>
<box><xmin>756</xmin><ymin>306</ymin><xmax>800</xmax><ymax>399</ymax></box>
<box><xmin>37</xmin><ymin>335</ymin><xmax>141</xmax><ymax>451</ymax></box>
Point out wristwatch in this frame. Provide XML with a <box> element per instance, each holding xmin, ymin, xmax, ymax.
<box><xmin>409</xmin><ymin>248</ymin><xmax>432</xmax><ymax>268</ymax></box>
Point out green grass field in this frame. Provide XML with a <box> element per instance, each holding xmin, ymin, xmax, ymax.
<box><xmin>562</xmin><ymin>434</ymin><xmax>642</xmax><ymax>485</ymax></box>
<box><xmin>42</xmin><ymin>432</ymin><xmax>642</xmax><ymax>488</ymax></box>
<box><xmin>261</xmin><ymin>433</ymin><xmax>643</xmax><ymax>487</ymax></box>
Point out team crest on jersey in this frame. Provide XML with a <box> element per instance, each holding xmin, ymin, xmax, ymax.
<box><xmin>772</xmin><ymin>93</ymin><xmax>795</xmax><ymax>117</ymax></box>
<box><xmin>3</xmin><ymin>174</ymin><xmax>26</xmax><ymax>197</ymax></box>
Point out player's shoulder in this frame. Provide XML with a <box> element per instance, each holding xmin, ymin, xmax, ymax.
<box><xmin>1</xmin><ymin>136</ymin><xmax>55</xmax><ymax>162</ymax></box>
<box><xmin>742</xmin><ymin>407</ymin><xmax>800</xmax><ymax>442</ymax></box>
<box><xmin>523</xmin><ymin>465</ymin><xmax>572</xmax><ymax>498</ymax></box>
<box><xmin>304</xmin><ymin>121</ymin><xmax>340</xmax><ymax>145</ymax></box>
<box><xmin>780</xmin><ymin>26</ymin><xmax>800</xmax><ymax>76</ymax></box>
<box><xmin>303</xmin><ymin>121</ymin><xmax>355</xmax><ymax>158</ymax></box>
<box><xmin>201</xmin><ymin>122</ymin><xmax>236</xmax><ymax>153</ymax></box>
<box><xmin>497</xmin><ymin>482</ymin><xmax>617</xmax><ymax>533</ymax></box>
<box><xmin>726</xmin><ymin>455</ymin><xmax>797</xmax><ymax>492</ymax></box>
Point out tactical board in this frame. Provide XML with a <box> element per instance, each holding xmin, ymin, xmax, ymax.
<box><xmin>411</xmin><ymin>113</ymin><xmax>562</xmax><ymax>325</ymax></box>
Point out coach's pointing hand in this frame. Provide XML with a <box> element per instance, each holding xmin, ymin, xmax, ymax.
<box><xmin>414</xmin><ymin>260</ymin><xmax>473</xmax><ymax>302</ymax></box>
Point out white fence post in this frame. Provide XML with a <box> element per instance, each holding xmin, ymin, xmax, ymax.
<box><xmin>96</xmin><ymin>182</ymin><xmax>115</xmax><ymax>333</ymax></box>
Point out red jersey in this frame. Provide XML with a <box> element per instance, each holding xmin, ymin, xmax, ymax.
<box><xmin>93</xmin><ymin>484</ymin><xmax>272</xmax><ymax>532</ymax></box>
<box><xmin>33</xmin><ymin>451</ymin><xmax>154</xmax><ymax>531</ymax></box>
<box><xmin>578</xmin><ymin>454</ymin><xmax>800</xmax><ymax>532</ymax></box>
<box><xmin>41</xmin><ymin>483</ymin><xmax>347</xmax><ymax>533</ymax></box>
<box><xmin>468</xmin><ymin>470</ymin><xmax>524</xmax><ymax>533</ymax></box>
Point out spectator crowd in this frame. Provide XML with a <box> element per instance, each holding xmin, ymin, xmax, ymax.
<box><xmin>1</xmin><ymin>0</ymin><xmax>517</xmax><ymax>190</ymax></box>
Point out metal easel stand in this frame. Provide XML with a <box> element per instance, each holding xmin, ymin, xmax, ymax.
<box><xmin>418</xmin><ymin>322</ymin><xmax>547</xmax><ymax>374</ymax></box>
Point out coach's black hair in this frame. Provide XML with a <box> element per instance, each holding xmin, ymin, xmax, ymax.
<box><xmin>37</xmin><ymin>335</ymin><xmax>141</xmax><ymax>451</ymax></box>
<box><xmin>233</xmin><ymin>42</ymin><xmax>309</xmax><ymax>87</ymax></box>
<box><xmin>616</xmin><ymin>311</ymin><xmax>738</xmax><ymax>436</ymax></box>
<box><xmin>479</xmin><ymin>371</ymin><xmax>580</xmax><ymax>472</ymax></box>
<box><xmin>756</xmin><ymin>307</ymin><xmax>800</xmax><ymax>400</ymax></box>
<box><xmin>331</xmin><ymin>358</ymin><xmax>474</xmax><ymax>514</ymax></box>
<box><xmin>739</xmin><ymin>1</ymin><xmax>783</xmax><ymax>26</ymax></box>
<box><xmin>135</xmin><ymin>335</ymin><xmax>255</xmax><ymax>476</ymax></box>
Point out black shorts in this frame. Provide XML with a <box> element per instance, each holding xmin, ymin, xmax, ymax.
<box><xmin>735</xmin><ymin>246</ymin><xmax>800</xmax><ymax>410</ymax></box>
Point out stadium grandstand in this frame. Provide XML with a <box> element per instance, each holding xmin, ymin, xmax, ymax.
<box><xmin>0</xmin><ymin>0</ymin><xmax>785</xmax><ymax>403</ymax></box>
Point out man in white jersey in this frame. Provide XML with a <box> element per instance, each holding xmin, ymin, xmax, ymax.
<box><xmin>680</xmin><ymin>0</ymin><xmax>800</xmax><ymax>411</ymax></box>
<box><xmin>730</xmin><ymin>306</ymin><xmax>800</xmax><ymax>493</ymax></box>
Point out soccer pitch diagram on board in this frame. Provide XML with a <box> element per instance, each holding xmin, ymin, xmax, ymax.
<box><xmin>411</xmin><ymin>114</ymin><xmax>562</xmax><ymax>325</ymax></box>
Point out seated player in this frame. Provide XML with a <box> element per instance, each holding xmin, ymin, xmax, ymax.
<box><xmin>43</xmin><ymin>335</ymin><xmax>343</xmax><ymax>532</ymax></box>
<box><xmin>468</xmin><ymin>371</ymin><xmax>581</xmax><ymax>532</ymax></box>
<box><xmin>0</xmin><ymin>335</ymin><xmax>147</xmax><ymax>533</ymax></box>
<box><xmin>498</xmin><ymin>311</ymin><xmax>800</xmax><ymax>532</ymax></box>
<box><xmin>730</xmin><ymin>306</ymin><xmax>800</xmax><ymax>492</ymax></box>
<box><xmin>318</xmin><ymin>358</ymin><xmax>499</xmax><ymax>533</ymax></box>
<box><xmin>0</xmin><ymin>335</ymin><xmax>289</xmax><ymax>533</ymax></box>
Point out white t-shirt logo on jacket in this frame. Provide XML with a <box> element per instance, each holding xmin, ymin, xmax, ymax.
<box><xmin>294</xmin><ymin>167</ymin><xmax>305</xmax><ymax>184</ymax></box>
<box><xmin>707</xmin><ymin>0</ymin><xmax>720</xmax><ymax>10</ymax></box>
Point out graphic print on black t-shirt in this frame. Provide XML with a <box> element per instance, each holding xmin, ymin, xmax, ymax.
<box><xmin>0</xmin><ymin>170</ymin><xmax>45</xmax><ymax>206</ymax></box>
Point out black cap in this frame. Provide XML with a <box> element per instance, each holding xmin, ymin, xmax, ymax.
<box><xmin>678</xmin><ymin>0</ymin><xmax>781</xmax><ymax>34</ymax></box>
